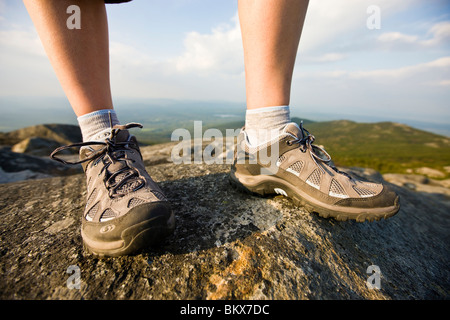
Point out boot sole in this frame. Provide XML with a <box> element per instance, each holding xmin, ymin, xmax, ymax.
<box><xmin>81</xmin><ymin>212</ymin><xmax>175</xmax><ymax>257</ymax></box>
<box><xmin>229</xmin><ymin>170</ymin><xmax>400</xmax><ymax>222</ymax></box>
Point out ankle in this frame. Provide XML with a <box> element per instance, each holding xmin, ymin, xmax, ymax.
<box><xmin>244</xmin><ymin>105</ymin><xmax>290</xmax><ymax>146</ymax></box>
<box><xmin>77</xmin><ymin>109</ymin><xmax>120</xmax><ymax>142</ymax></box>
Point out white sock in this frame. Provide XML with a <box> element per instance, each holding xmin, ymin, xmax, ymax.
<box><xmin>244</xmin><ymin>105</ymin><xmax>291</xmax><ymax>146</ymax></box>
<box><xmin>77</xmin><ymin>109</ymin><xmax>120</xmax><ymax>142</ymax></box>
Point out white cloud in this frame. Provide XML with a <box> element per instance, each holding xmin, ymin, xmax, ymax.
<box><xmin>1</xmin><ymin>0</ymin><xmax>448</xmax><ymax>125</ymax></box>
<box><xmin>377</xmin><ymin>21</ymin><xmax>450</xmax><ymax>50</ymax></box>
<box><xmin>110</xmin><ymin>41</ymin><xmax>156</xmax><ymax>67</ymax></box>
<box><xmin>0</xmin><ymin>28</ymin><xmax>45</xmax><ymax>57</ymax></box>
<box><xmin>109</xmin><ymin>41</ymin><xmax>175</xmax><ymax>99</ymax></box>
<box><xmin>174</xmin><ymin>13</ymin><xmax>243</xmax><ymax>75</ymax></box>
<box><xmin>423</xmin><ymin>21</ymin><xmax>450</xmax><ymax>46</ymax></box>
<box><xmin>290</xmin><ymin>56</ymin><xmax>450</xmax><ymax>123</ymax></box>
<box><xmin>304</xmin><ymin>53</ymin><xmax>346</xmax><ymax>63</ymax></box>
<box><xmin>296</xmin><ymin>56</ymin><xmax>450</xmax><ymax>86</ymax></box>
<box><xmin>378</xmin><ymin>32</ymin><xmax>418</xmax><ymax>44</ymax></box>
<box><xmin>106</xmin><ymin>12</ymin><xmax>246</xmax><ymax>100</ymax></box>
<box><xmin>352</xmin><ymin>56</ymin><xmax>450</xmax><ymax>78</ymax></box>
<box><xmin>299</xmin><ymin>0</ymin><xmax>419</xmax><ymax>54</ymax></box>
<box><xmin>436</xmin><ymin>79</ymin><xmax>450</xmax><ymax>87</ymax></box>
<box><xmin>0</xmin><ymin>27</ymin><xmax>60</xmax><ymax>96</ymax></box>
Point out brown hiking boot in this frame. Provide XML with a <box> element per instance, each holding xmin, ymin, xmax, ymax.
<box><xmin>51</xmin><ymin>123</ymin><xmax>175</xmax><ymax>257</ymax></box>
<box><xmin>230</xmin><ymin>122</ymin><xmax>400</xmax><ymax>222</ymax></box>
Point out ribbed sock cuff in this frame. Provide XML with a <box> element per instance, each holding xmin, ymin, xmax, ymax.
<box><xmin>77</xmin><ymin>109</ymin><xmax>120</xmax><ymax>142</ymax></box>
<box><xmin>244</xmin><ymin>105</ymin><xmax>291</xmax><ymax>146</ymax></box>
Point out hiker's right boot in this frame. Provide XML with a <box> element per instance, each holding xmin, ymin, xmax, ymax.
<box><xmin>51</xmin><ymin>123</ymin><xmax>175</xmax><ymax>257</ymax></box>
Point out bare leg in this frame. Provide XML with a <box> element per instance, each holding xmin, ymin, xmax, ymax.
<box><xmin>23</xmin><ymin>0</ymin><xmax>112</xmax><ymax>117</ymax></box>
<box><xmin>238</xmin><ymin>0</ymin><xmax>309</xmax><ymax>110</ymax></box>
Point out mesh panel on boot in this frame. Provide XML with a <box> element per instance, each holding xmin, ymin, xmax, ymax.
<box><xmin>306</xmin><ymin>169</ymin><xmax>321</xmax><ymax>190</ymax></box>
<box><xmin>329</xmin><ymin>179</ymin><xmax>349</xmax><ymax>198</ymax></box>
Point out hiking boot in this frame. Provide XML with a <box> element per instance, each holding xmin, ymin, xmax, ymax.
<box><xmin>51</xmin><ymin>123</ymin><xmax>175</xmax><ymax>257</ymax></box>
<box><xmin>230</xmin><ymin>122</ymin><xmax>400</xmax><ymax>222</ymax></box>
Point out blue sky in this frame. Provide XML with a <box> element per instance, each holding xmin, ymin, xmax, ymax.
<box><xmin>0</xmin><ymin>0</ymin><xmax>449</xmax><ymax>133</ymax></box>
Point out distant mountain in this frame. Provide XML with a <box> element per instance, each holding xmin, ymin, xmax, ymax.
<box><xmin>0</xmin><ymin>124</ymin><xmax>81</xmax><ymax>146</ymax></box>
<box><xmin>131</xmin><ymin>116</ymin><xmax>313</xmax><ymax>144</ymax></box>
<box><xmin>132</xmin><ymin>118</ymin><xmax>450</xmax><ymax>177</ymax></box>
<box><xmin>1</xmin><ymin>120</ymin><xmax>449</xmax><ymax>180</ymax></box>
<box><xmin>0</xmin><ymin>124</ymin><xmax>83</xmax><ymax>183</ymax></box>
<box><xmin>0</xmin><ymin>123</ymin><xmax>81</xmax><ymax>167</ymax></box>
<box><xmin>304</xmin><ymin>120</ymin><xmax>450</xmax><ymax>176</ymax></box>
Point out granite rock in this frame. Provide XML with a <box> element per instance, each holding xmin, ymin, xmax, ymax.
<box><xmin>11</xmin><ymin>137</ymin><xmax>64</xmax><ymax>157</ymax></box>
<box><xmin>0</xmin><ymin>124</ymin><xmax>81</xmax><ymax>146</ymax></box>
<box><xmin>0</xmin><ymin>142</ymin><xmax>449</xmax><ymax>300</ymax></box>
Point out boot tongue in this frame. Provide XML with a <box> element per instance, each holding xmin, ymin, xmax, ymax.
<box><xmin>107</xmin><ymin>129</ymin><xmax>131</xmax><ymax>172</ymax></box>
<box><xmin>281</xmin><ymin>122</ymin><xmax>303</xmax><ymax>139</ymax></box>
<box><xmin>283</xmin><ymin>122</ymin><xmax>331</xmax><ymax>162</ymax></box>
<box><xmin>112</xmin><ymin>129</ymin><xmax>131</xmax><ymax>144</ymax></box>
<box><xmin>79</xmin><ymin>129</ymin><xmax>131</xmax><ymax>171</ymax></box>
<box><xmin>107</xmin><ymin>129</ymin><xmax>143</xmax><ymax>194</ymax></box>
<box><xmin>92</xmin><ymin>127</ymin><xmax>131</xmax><ymax>144</ymax></box>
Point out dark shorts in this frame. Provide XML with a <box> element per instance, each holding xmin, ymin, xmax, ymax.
<box><xmin>105</xmin><ymin>0</ymin><xmax>132</xmax><ymax>3</ymax></box>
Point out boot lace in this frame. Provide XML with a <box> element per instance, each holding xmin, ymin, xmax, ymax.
<box><xmin>50</xmin><ymin>123</ymin><xmax>145</xmax><ymax>198</ymax></box>
<box><xmin>287</xmin><ymin>122</ymin><xmax>352</xmax><ymax>179</ymax></box>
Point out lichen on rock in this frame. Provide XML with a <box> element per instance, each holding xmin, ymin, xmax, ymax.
<box><xmin>0</xmin><ymin>143</ymin><xmax>449</xmax><ymax>300</ymax></box>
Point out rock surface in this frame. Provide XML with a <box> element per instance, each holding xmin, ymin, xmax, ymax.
<box><xmin>0</xmin><ymin>141</ymin><xmax>449</xmax><ymax>300</ymax></box>
<box><xmin>11</xmin><ymin>137</ymin><xmax>63</xmax><ymax>157</ymax></box>
<box><xmin>0</xmin><ymin>147</ymin><xmax>81</xmax><ymax>184</ymax></box>
<box><xmin>0</xmin><ymin>124</ymin><xmax>81</xmax><ymax>146</ymax></box>
<box><xmin>0</xmin><ymin>124</ymin><xmax>83</xmax><ymax>183</ymax></box>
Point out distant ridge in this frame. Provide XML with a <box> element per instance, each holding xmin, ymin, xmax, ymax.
<box><xmin>1</xmin><ymin>120</ymin><xmax>448</xmax><ymax>179</ymax></box>
<box><xmin>0</xmin><ymin>124</ymin><xmax>81</xmax><ymax>146</ymax></box>
<box><xmin>133</xmin><ymin>118</ymin><xmax>449</xmax><ymax>177</ymax></box>
<box><xmin>304</xmin><ymin>120</ymin><xmax>450</xmax><ymax>176</ymax></box>
<box><xmin>1</xmin><ymin>139</ymin><xmax>449</xmax><ymax>299</ymax></box>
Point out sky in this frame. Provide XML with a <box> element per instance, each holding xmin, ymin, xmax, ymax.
<box><xmin>0</xmin><ymin>0</ymin><xmax>449</xmax><ymax>133</ymax></box>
